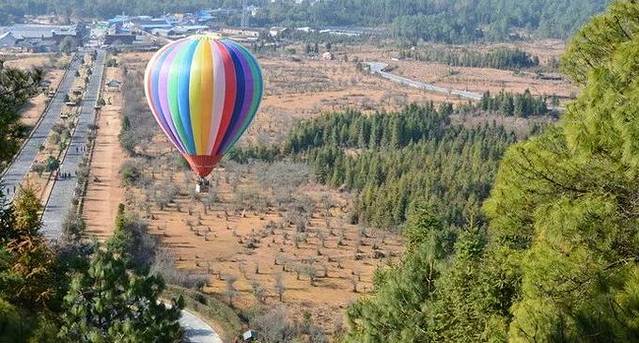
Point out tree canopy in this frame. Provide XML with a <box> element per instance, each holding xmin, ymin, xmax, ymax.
<box><xmin>344</xmin><ymin>0</ymin><xmax>639</xmax><ymax>341</ymax></box>
<box><xmin>0</xmin><ymin>64</ymin><xmax>41</xmax><ymax>167</ymax></box>
<box><xmin>0</xmin><ymin>186</ymin><xmax>183</xmax><ymax>342</ymax></box>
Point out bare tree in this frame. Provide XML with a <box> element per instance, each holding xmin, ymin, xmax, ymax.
<box><xmin>318</xmin><ymin>231</ymin><xmax>327</xmax><ymax>248</ymax></box>
<box><xmin>250</xmin><ymin>279</ymin><xmax>266</xmax><ymax>304</ymax></box>
<box><xmin>274</xmin><ymin>273</ymin><xmax>285</xmax><ymax>302</ymax></box>
<box><xmin>302</xmin><ymin>264</ymin><xmax>318</xmax><ymax>286</ymax></box>
<box><xmin>250</xmin><ymin>306</ymin><xmax>296</xmax><ymax>342</ymax></box>
<box><xmin>320</xmin><ymin>193</ymin><xmax>332</xmax><ymax>218</ymax></box>
<box><xmin>202</xmin><ymin>185</ymin><xmax>218</xmax><ymax>210</ymax></box>
<box><xmin>224</xmin><ymin>274</ymin><xmax>238</xmax><ymax>307</ymax></box>
<box><xmin>350</xmin><ymin>274</ymin><xmax>358</xmax><ymax>293</ymax></box>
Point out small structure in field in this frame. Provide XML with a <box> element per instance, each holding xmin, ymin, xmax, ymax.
<box><xmin>242</xmin><ymin>330</ymin><xmax>257</xmax><ymax>342</ymax></box>
<box><xmin>106</xmin><ymin>79</ymin><xmax>122</xmax><ymax>91</ymax></box>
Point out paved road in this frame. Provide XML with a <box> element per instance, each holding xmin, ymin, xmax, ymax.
<box><xmin>41</xmin><ymin>50</ymin><xmax>106</xmax><ymax>240</ymax></box>
<box><xmin>180</xmin><ymin>310</ymin><xmax>223</xmax><ymax>343</ymax></box>
<box><xmin>366</xmin><ymin>61</ymin><xmax>565</xmax><ymax>112</ymax></box>
<box><xmin>365</xmin><ymin>62</ymin><xmax>483</xmax><ymax>101</ymax></box>
<box><xmin>1</xmin><ymin>55</ymin><xmax>82</xmax><ymax>202</ymax></box>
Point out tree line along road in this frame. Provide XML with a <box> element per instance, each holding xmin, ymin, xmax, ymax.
<box><xmin>0</xmin><ymin>54</ymin><xmax>83</xmax><ymax>203</ymax></box>
<box><xmin>41</xmin><ymin>49</ymin><xmax>106</xmax><ymax>241</ymax></box>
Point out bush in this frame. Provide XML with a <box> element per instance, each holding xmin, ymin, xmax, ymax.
<box><xmin>62</xmin><ymin>208</ymin><xmax>86</xmax><ymax>240</ymax></box>
<box><xmin>0</xmin><ymin>298</ymin><xmax>23</xmax><ymax>341</ymax></box>
<box><xmin>119</xmin><ymin>159</ymin><xmax>143</xmax><ymax>186</ymax></box>
<box><xmin>151</xmin><ymin>249</ymin><xmax>208</xmax><ymax>289</ymax></box>
<box><xmin>45</xmin><ymin>156</ymin><xmax>59</xmax><ymax>172</ymax></box>
<box><xmin>31</xmin><ymin>162</ymin><xmax>46</xmax><ymax>176</ymax></box>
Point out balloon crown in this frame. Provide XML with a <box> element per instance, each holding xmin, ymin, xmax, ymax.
<box><xmin>144</xmin><ymin>37</ymin><xmax>264</xmax><ymax>178</ymax></box>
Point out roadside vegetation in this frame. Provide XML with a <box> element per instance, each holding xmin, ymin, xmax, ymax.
<box><xmin>0</xmin><ymin>188</ymin><xmax>184</xmax><ymax>341</ymax></box>
<box><xmin>0</xmin><ymin>65</ymin><xmax>41</xmax><ymax>169</ymax></box>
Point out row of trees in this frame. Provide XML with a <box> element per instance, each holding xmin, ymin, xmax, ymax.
<box><xmin>119</xmin><ymin>68</ymin><xmax>156</xmax><ymax>156</ymax></box>
<box><xmin>0</xmin><ymin>65</ymin><xmax>42</xmax><ymax>168</ymax></box>
<box><xmin>400</xmin><ymin>47</ymin><xmax>540</xmax><ymax>70</ymax></box>
<box><xmin>0</xmin><ymin>187</ymin><xmax>184</xmax><ymax>341</ymax></box>
<box><xmin>232</xmin><ymin>104</ymin><xmax>517</xmax><ymax>228</ymax></box>
<box><xmin>345</xmin><ymin>1</ymin><xmax>639</xmax><ymax>341</ymax></box>
<box><xmin>476</xmin><ymin>90</ymin><xmax>551</xmax><ymax>117</ymax></box>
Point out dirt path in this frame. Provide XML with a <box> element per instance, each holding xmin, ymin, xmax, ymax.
<box><xmin>82</xmin><ymin>65</ymin><xmax>125</xmax><ymax>238</ymax></box>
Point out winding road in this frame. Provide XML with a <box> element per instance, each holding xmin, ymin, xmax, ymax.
<box><xmin>180</xmin><ymin>309</ymin><xmax>223</xmax><ymax>343</ymax></box>
<box><xmin>365</xmin><ymin>62</ymin><xmax>483</xmax><ymax>101</ymax></box>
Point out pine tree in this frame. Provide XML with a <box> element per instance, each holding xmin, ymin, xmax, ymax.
<box><xmin>58</xmin><ymin>248</ymin><xmax>183</xmax><ymax>342</ymax></box>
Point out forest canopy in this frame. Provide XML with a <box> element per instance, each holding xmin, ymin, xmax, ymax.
<box><xmin>0</xmin><ymin>0</ymin><xmax>610</xmax><ymax>42</ymax></box>
<box><xmin>344</xmin><ymin>0</ymin><xmax>639</xmax><ymax>341</ymax></box>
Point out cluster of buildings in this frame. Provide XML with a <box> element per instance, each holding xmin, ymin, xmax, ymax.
<box><xmin>0</xmin><ymin>23</ymin><xmax>85</xmax><ymax>52</ymax></box>
<box><xmin>98</xmin><ymin>10</ymin><xmax>265</xmax><ymax>49</ymax></box>
<box><xmin>0</xmin><ymin>4</ymin><xmax>369</xmax><ymax>54</ymax></box>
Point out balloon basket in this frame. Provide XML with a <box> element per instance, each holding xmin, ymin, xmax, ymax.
<box><xmin>195</xmin><ymin>177</ymin><xmax>210</xmax><ymax>193</ymax></box>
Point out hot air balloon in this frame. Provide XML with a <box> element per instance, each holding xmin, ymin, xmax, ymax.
<box><xmin>144</xmin><ymin>36</ymin><xmax>263</xmax><ymax>192</ymax></box>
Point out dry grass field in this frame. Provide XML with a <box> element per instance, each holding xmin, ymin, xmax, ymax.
<box><xmin>345</xmin><ymin>40</ymin><xmax>577</xmax><ymax>100</ymax></box>
<box><xmin>126</xmin><ymin>164</ymin><xmax>404</xmax><ymax>333</ymax></box>
<box><xmin>84</xmin><ymin>51</ymin><xmax>406</xmax><ymax>335</ymax></box>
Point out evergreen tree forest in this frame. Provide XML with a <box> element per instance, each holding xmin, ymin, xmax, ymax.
<box><xmin>232</xmin><ymin>102</ymin><xmax>521</xmax><ymax>230</ymax></box>
<box><xmin>476</xmin><ymin>90</ymin><xmax>551</xmax><ymax>117</ymax></box>
<box><xmin>400</xmin><ymin>47</ymin><xmax>540</xmax><ymax>71</ymax></box>
<box><xmin>0</xmin><ymin>188</ymin><xmax>183</xmax><ymax>342</ymax></box>
<box><xmin>284</xmin><ymin>105</ymin><xmax>517</xmax><ymax>229</ymax></box>
<box><xmin>343</xmin><ymin>1</ymin><xmax>639</xmax><ymax>341</ymax></box>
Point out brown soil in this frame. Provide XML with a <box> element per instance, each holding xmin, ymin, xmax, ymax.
<box><xmin>82</xmin><ymin>65</ymin><xmax>126</xmax><ymax>238</ymax></box>
<box><xmin>131</xmin><ymin>165</ymin><xmax>403</xmax><ymax>334</ymax></box>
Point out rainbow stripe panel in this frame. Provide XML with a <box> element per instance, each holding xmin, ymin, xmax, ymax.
<box><xmin>144</xmin><ymin>36</ymin><xmax>263</xmax><ymax>175</ymax></box>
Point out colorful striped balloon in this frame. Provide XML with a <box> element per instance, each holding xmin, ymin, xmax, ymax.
<box><xmin>144</xmin><ymin>36</ymin><xmax>263</xmax><ymax>177</ymax></box>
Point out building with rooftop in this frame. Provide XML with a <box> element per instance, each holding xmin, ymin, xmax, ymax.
<box><xmin>0</xmin><ymin>24</ymin><xmax>82</xmax><ymax>51</ymax></box>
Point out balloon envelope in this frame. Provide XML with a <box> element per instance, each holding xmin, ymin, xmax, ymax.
<box><xmin>144</xmin><ymin>36</ymin><xmax>263</xmax><ymax>177</ymax></box>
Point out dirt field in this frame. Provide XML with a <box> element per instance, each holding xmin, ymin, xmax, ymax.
<box><xmin>87</xmin><ymin>51</ymin><xmax>409</xmax><ymax>335</ymax></box>
<box><xmin>113</xmin><ymin>41</ymin><xmax>572</xmax><ymax>146</ymax></box>
<box><xmin>392</xmin><ymin>61</ymin><xmax>577</xmax><ymax>99</ymax></box>
<box><xmin>129</xmin><ymin>168</ymin><xmax>404</xmax><ymax>333</ymax></box>
<box><xmin>116</xmin><ymin>51</ymin><xmax>461</xmax><ymax>146</ymax></box>
<box><xmin>338</xmin><ymin>40</ymin><xmax>578</xmax><ymax>100</ymax></box>
<box><xmin>82</xmin><ymin>65</ymin><xmax>125</xmax><ymax>238</ymax></box>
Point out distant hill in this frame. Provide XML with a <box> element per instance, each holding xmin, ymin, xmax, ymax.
<box><xmin>251</xmin><ymin>0</ymin><xmax>612</xmax><ymax>42</ymax></box>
